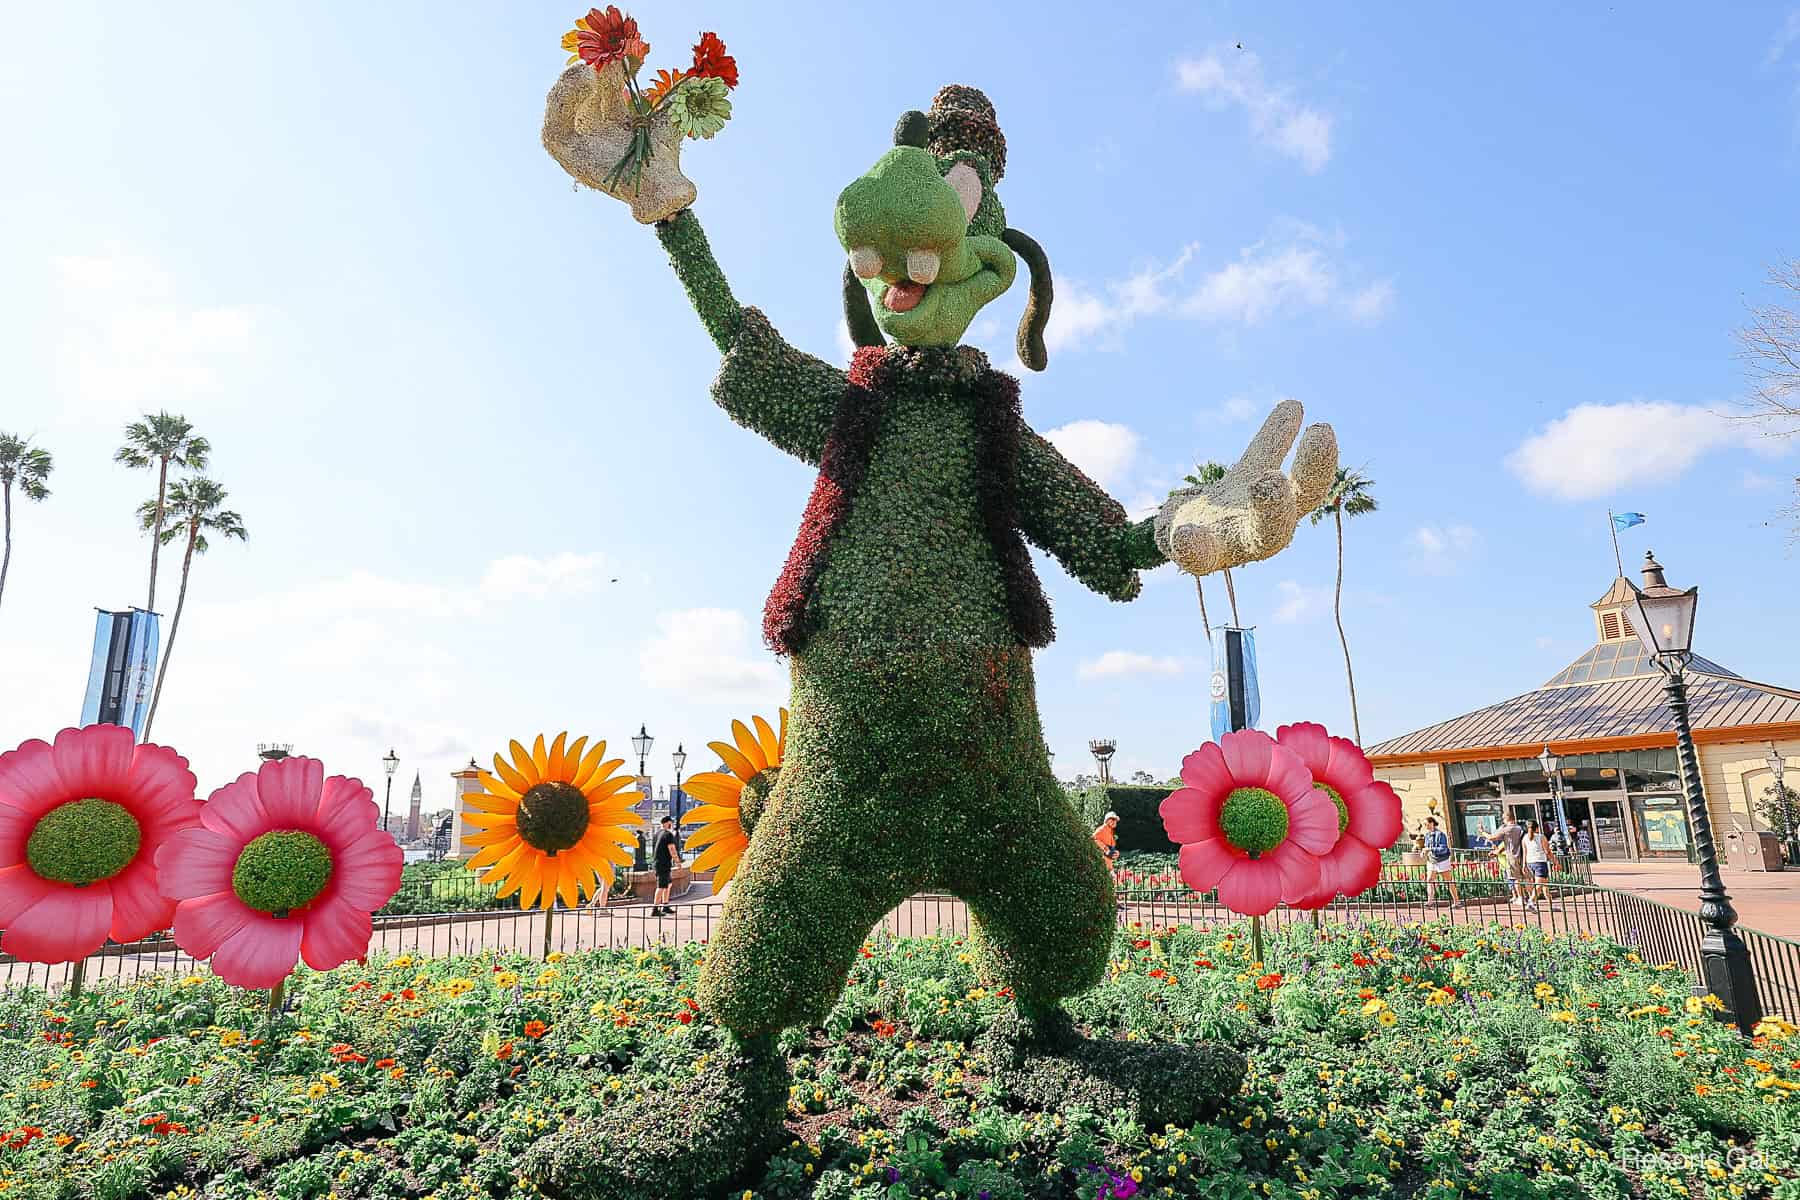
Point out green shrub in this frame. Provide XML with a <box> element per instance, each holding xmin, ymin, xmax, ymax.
<box><xmin>1078</xmin><ymin>783</ymin><xmax>1177</xmax><ymax>853</ymax></box>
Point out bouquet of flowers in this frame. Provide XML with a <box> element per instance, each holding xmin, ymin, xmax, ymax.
<box><xmin>559</xmin><ymin>7</ymin><xmax>738</xmax><ymax>196</ymax></box>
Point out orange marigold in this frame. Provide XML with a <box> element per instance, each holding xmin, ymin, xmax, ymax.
<box><xmin>524</xmin><ymin>1020</ymin><xmax>549</xmax><ymax>1039</ymax></box>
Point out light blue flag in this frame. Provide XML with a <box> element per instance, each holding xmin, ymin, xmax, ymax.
<box><xmin>80</xmin><ymin>609</ymin><xmax>160</xmax><ymax>739</ymax></box>
<box><xmin>1612</xmin><ymin>512</ymin><xmax>1646</xmax><ymax>531</ymax></box>
<box><xmin>1208</xmin><ymin>626</ymin><xmax>1261</xmax><ymax>742</ymax></box>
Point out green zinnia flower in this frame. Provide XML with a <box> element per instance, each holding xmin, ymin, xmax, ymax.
<box><xmin>668</xmin><ymin>75</ymin><xmax>731</xmax><ymax>141</ymax></box>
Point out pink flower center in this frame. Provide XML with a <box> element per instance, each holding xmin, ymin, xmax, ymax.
<box><xmin>1218</xmin><ymin>787</ymin><xmax>1289</xmax><ymax>857</ymax></box>
<box><xmin>25</xmin><ymin>798</ymin><xmax>140</xmax><ymax>886</ymax></box>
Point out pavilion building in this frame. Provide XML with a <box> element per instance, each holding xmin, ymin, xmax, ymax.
<box><xmin>1369</xmin><ymin>553</ymin><xmax>1800</xmax><ymax>861</ymax></box>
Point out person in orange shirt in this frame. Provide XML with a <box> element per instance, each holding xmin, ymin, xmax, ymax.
<box><xmin>1092</xmin><ymin>811</ymin><xmax>1121</xmax><ymax>864</ymax></box>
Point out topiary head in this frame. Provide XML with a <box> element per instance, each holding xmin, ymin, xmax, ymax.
<box><xmin>836</xmin><ymin>86</ymin><xmax>1053</xmax><ymax>367</ymax></box>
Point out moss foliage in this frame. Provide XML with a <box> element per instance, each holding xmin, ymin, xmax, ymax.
<box><xmin>523</xmin><ymin>1040</ymin><xmax>787</xmax><ymax>1200</ymax></box>
<box><xmin>24</xmin><ymin>798</ymin><xmax>140</xmax><ymax>886</ymax></box>
<box><xmin>1218</xmin><ymin>787</ymin><xmax>1288</xmax><ymax>855</ymax></box>
<box><xmin>697</xmin><ymin>633</ymin><xmax>1117</xmax><ymax>1040</ymax></box>
<box><xmin>232</xmin><ymin>831</ymin><xmax>334</xmax><ymax>915</ymax></box>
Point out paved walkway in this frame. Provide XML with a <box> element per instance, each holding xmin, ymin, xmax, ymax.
<box><xmin>1592</xmin><ymin>862</ymin><xmax>1800</xmax><ymax>938</ymax></box>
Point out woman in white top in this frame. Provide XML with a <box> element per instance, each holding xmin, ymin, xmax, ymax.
<box><xmin>1522</xmin><ymin>819</ymin><xmax>1553</xmax><ymax>909</ymax></box>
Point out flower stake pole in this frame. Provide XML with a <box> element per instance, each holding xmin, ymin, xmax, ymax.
<box><xmin>68</xmin><ymin>958</ymin><xmax>86</xmax><ymax>1000</ymax></box>
<box><xmin>267</xmin><ymin>977</ymin><xmax>286</xmax><ymax>1018</ymax></box>
<box><xmin>1251</xmin><ymin>914</ymin><xmax>1265</xmax><ymax>966</ymax></box>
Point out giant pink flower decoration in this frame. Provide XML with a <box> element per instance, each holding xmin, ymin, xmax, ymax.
<box><xmin>0</xmin><ymin>725</ymin><xmax>201</xmax><ymax>963</ymax></box>
<box><xmin>1276</xmin><ymin>723</ymin><xmax>1404</xmax><ymax>908</ymax></box>
<box><xmin>1159</xmin><ymin>729</ymin><xmax>1340</xmax><ymax>916</ymax></box>
<box><xmin>156</xmin><ymin>757</ymin><xmax>403</xmax><ymax>989</ymax></box>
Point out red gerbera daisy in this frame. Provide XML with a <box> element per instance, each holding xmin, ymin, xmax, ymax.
<box><xmin>689</xmin><ymin>32</ymin><xmax>738</xmax><ymax>89</ymax></box>
<box><xmin>563</xmin><ymin>7</ymin><xmax>649</xmax><ymax>73</ymax></box>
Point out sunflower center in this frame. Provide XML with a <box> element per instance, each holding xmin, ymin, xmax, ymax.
<box><xmin>232</xmin><ymin>831</ymin><xmax>334</xmax><ymax>915</ymax></box>
<box><xmin>1218</xmin><ymin>787</ymin><xmax>1290</xmax><ymax>857</ymax></box>
<box><xmin>516</xmin><ymin>782</ymin><xmax>590</xmax><ymax>855</ymax></box>
<box><xmin>1315</xmin><ymin>781</ymin><xmax>1349</xmax><ymax>835</ymax></box>
<box><xmin>25</xmin><ymin>798</ymin><xmax>141</xmax><ymax>886</ymax></box>
<box><xmin>737</xmin><ymin>767</ymin><xmax>779</xmax><ymax>837</ymax></box>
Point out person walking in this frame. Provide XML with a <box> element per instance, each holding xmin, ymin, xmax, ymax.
<box><xmin>1575</xmin><ymin>822</ymin><xmax>1594</xmax><ymax>862</ymax></box>
<box><xmin>1421</xmin><ymin>816</ymin><xmax>1462</xmax><ymax>909</ymax></box>
<box><xmin>1489</xmin><ymin>817</ymin><xmax>1528</xmax><ymax>908</ymax></box>
<box><xmin>650</xmin><ymin>815</ymin><xmax>683</xmax><ymax>917</ymax></box>
<box><xmin>1523</xmin><ymin>819</ymin><xmax>1553</xmax><ymax>910</ymax></box>
<box><xmin>1092</xmin><ymin>811</ymin><xmax>1121</xmax><ymax>866</ymax></box>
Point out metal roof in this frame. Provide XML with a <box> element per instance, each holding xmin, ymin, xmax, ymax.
<box><xmin>1542</xmin><ymin>643</ymin><xmax>1738</xmax><ymax>688</ymax></box>
<box><xmin>1367</xmin><ymin>665</ymin><xmax>1800</xmax><ymax>759</ymax></box>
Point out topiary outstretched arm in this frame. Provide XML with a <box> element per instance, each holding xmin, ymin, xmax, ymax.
<box><xmin>1016</xmin><ymin>429</ymin><xmax>1163</xmax><ymax>602</ymax></box>
<box><xmin>654</xmin><ymin>208</ymin><xmax>845</xmax><ymax>465</ymax></box>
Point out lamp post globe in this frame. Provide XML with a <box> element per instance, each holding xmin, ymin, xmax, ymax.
<box><xmin>671</xmin><ymin>742</ymin><xmax>688</xmax><ymax>836</ymax></box>
<box><xmin>1631</xmin><ymin>551</ymin><xmax>1761</xmax><ymax>1033</ymax></box>
<box><xmin>633</xmin><ymin>724</ymin><xmax>654</xmax><ymax>777</ymax></box>
<box><xmin>381</xmin><ymin>748</ymin><xmax>400</xmax><ymax>838</ymax></box>
<box><xmin>1537</xmin><ymin>743</ymin><xmax>1573</xmax><ymax>864</ymax></box>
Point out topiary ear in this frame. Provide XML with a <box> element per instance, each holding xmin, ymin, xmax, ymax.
<box><xmin>893</xmin><ymin>110</ymin><xmax>929</xmax><ymax>148</ymax></box>
<box><xmin>842</xmin><ymin>263</ymin><xmax>885</xmax><ymax>350</ymax></box>
<box><xmin>1001</xmin><ymin>228</ymin><xmax>1052</xmax><ymax>371</ymax></box>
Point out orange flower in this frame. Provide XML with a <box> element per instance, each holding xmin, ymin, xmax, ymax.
<box><xmin>496</xmin><ymin>1041</ymin><xmax>515</xmax><ymax>1060</ymax></box>
<box><xmin>645</xmin><ymin>68</ymin><xmax>686</xmax><ymax>105</ymax></box>
<box><xmin>524</xmin><ymin>1020</ymin><xmax>549</xmax><ymax>1039</ymax></box>
<box><xmin>562</xmin><ymin>7</ymin><xmax>649</xmax><ymax>72</ymax></box>
<box><xmin>689</xmin><ymin>32</ymin><xmax>737</xmax><ymax>89</ymax></box>
<box><xmin>1255</xmin><ymin>973</ymin><xmax>1283</xmax><ymax>990</ymax></box>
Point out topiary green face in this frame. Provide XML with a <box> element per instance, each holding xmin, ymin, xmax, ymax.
<box><xmin>1314</xmin><ymin>782</ymin><xmax>1350</xmax><ymax>836</ymax></box>
<box><xmin>25</xmin><ymin>798</ymin><xmax>141</xmax><ymax>886</ymax></box>
<box><xmin>1218</xmin><ymin>787</ymin><xmax>1290</xmax><ymax>857</ymax></box>
<box><xmin>835</xmin><ymin>146</ymin><xmax>1015</xmax><ymax>347</ymax></box>
<box><xmin>232</xmin><ymin>831</ymin><xmax>334</xmax><ymax>915</ymax></box>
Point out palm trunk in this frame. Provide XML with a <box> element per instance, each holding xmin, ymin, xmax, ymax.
<box><xmin>1193</xmin><ymin>577</ymin><xmax>1211</xmax><ymax>640</ymax></box>
<box><xmin>1333</xmin><ymin>509</ymin><xmax>1362</xmax><ymax>745</ymax></box>
<box><xmin>147</xmin><ymin>457</ymin><xmax>168</xmax><ymax>612</ymax></box>
<box><xmin>142</xmin><ymin>524</ymin><xmax>195</xmax><ymax>738</ymax></box>
<box><xmin>1222</xmin><ymin>568</ymin><xmax>1241</xmax><ymax>626</ymax></box>
<box><xmin>0</xmin><ymin>481</ymin><xmax>11</xmax><ymax>614</ymax></box>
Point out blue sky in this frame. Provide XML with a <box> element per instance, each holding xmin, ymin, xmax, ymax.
<box><xmin>3</xmin><ymin>2</ymin><xmax>1799</xmax><ymax>805</ymax></box>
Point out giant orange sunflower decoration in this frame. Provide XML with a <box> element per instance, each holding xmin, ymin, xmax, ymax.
<box><xmin>680</xmin><ymin>710</ymin><xmax>785</xmax><ymax>891</ymax></box>
<box><xmin>462</xmin><ymin>734</ymin><xmax>640</xmax><ymax>909</ymax></box>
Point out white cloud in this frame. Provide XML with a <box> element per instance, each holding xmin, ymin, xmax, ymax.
<box><xmin>1175</xmin><ymin>50</ymin><xmax>1335</xmax><ymax>172</ymax></box>
<box><xmin>1203</xmin><ymin>395</ymin><xmax>1258</xmax><ymax>425</ymax></box>
<box><xmin>1506</xmin><ymin>401</ymin><xmax>1766</xmax><ymax>501</ymax></box>
<box><xmin>1050</xmin><ymin>234</ymin><xmax>1388</xmax><ymax>353</ymax></box>
<box><xmin>639</xmin><ymin>607</ymin><xmax>784</xmax><ymax>704</ymax></box>
<box><xmin>1272</xmin><ymin>580</ymin><xmax>1331</xmax><ymax>624</ymax></box>
<box><xmin>479</xmin><ymin>552</ymin><xmax>610</xmax><ymax>599</ymax></box>
<box><xmin>835</xmin><ymin>319</ymin><xmax>856</xmax><ymax>363</ymax></box>
<box><xmin>1044</xmin><ymin>420</ymin><xmax>1142</xmax><ymax>490</ymax></box>
<box><xmin>1767</xmin><ymin>10</ymin><xmax>1800</xmax><ymax>66</ymax></box>
<box><xmin>1076</xmin><ymin>650</ymin><xmax>1186</xmax><ymax>680</ymax></box>
<box><xmin>1412</xmin><ymin>524</ymin><xmax>1481</xmax><ymax>574</ymax></box>
<box><xmin>50</xmin><ymin>252</ymin><xmax>265</xmax><ymax>415</ymax></box>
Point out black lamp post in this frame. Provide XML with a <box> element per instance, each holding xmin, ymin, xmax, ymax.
<box><xmin>1537</xmin><ymin>743</ymin><xmax>1574</xmax><ymax>865</ymax></box>
<box><xmin>1632</xmin><ymin>551</ymin><xmax>1762</xmax><ymax>1033</ymax></box>
<box><xmin>671</xmin><ymin>742</ymin><xmax>687</xmax><ymax>836</ymax></box>
<box><xmin>1089</xmin><ymin>738</ymin><xmax>1116</xmax><ymax>787</ymax></box>
<box><xmin>1767</xmin><ymin>744</ymin><xmax>1797</xmax><ymax>867</ymax></box>
<box><xmin>631</xmin><ymin>725</ymin><xmax>653</xmax><ymax>869</ymax></box>
<box><xmin>381</xmin><ymin>748</ymin><xmax>400</xmax><ymax>838</ymax></box>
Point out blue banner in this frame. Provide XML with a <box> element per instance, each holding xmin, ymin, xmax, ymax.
<box><xmin>80</xmin><ymin>609</ymin><xmax>160</xmax><ymax>739</ymax></box>
<box><xmin>1208</xmin><ymin>626</ymin><xmax>1261</xmax><ymax>742</ymax></box>
<box><xmin>1611</xmin><ymin>512</ymin><xmax>1646</xmax><ymax>531</ymax></box>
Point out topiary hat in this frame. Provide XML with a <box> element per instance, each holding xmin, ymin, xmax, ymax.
<box><xmin>928</xmin><ymin>84</ymin><xmax>1007</xmax><ymax>180</ymax></box>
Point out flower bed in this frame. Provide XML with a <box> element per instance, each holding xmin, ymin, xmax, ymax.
<box><xmin>1114</xmin><ymin>851</ymin><xmax>1590</xmax><ymax>905</ymax></box>
<box><xmin>2</xmin><ymin>923</ymin><xmax>1796</xmax><ymax>1199</ymax></box>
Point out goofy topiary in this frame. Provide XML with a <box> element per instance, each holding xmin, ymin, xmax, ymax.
<box><xmin>539</xmin><ymin>78</ymin><xmax>1338</xmax><ymax>1197</ymax></box>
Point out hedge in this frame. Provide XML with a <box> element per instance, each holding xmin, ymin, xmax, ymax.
<box><xmin>1077</xmin><ymin>783</ymin><xmax>1177</xmax><ymax>854</ymax></box>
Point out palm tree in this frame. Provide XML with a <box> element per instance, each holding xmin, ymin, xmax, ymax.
<box><xmin>138</xmin><ymin>478</ymin><xmax>246</xmax><ymax>737</ymax></box>
<box><xmin>114</xmin><ymin>413</ymin><xmax>210</xmax><ymax>613</ymax></box>
<box><xmin>1182</xmin><ymin>461</ymin><xmax>1239</xmax><ymax>628</ymax></box>
<box><xmin>0</xmin><ymin>433</ymin><xmax>53</xmax><ymax>615</ymax></box>
<box><xmin>1310</xmin><ymin>467</ymin><xmax>1378</xmax><ymax>744</ymax></box>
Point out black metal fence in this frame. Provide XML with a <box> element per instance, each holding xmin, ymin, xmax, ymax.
<box><xmin>6</xmin><ymin>879</ymin><xmax>1796</xmax><ymax>1020</ymax></box>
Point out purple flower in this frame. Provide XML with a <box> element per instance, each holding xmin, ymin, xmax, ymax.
<box><xmin>886</xmin><ymin>1166</ymin><xmax>899</xmax><ymax>1184</ymax></box>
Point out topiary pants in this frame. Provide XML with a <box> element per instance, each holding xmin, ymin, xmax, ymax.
<box><xmin>696</xmin><ymin>635</ymin><xmax>1116</xmax><ymax>1038</ymax></box>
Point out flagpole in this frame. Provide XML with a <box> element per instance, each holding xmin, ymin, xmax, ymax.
<box><xmin>1607</xmin><ymin>510</ymin><xmax>1624</xmax><ymax>578</ymax></box>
